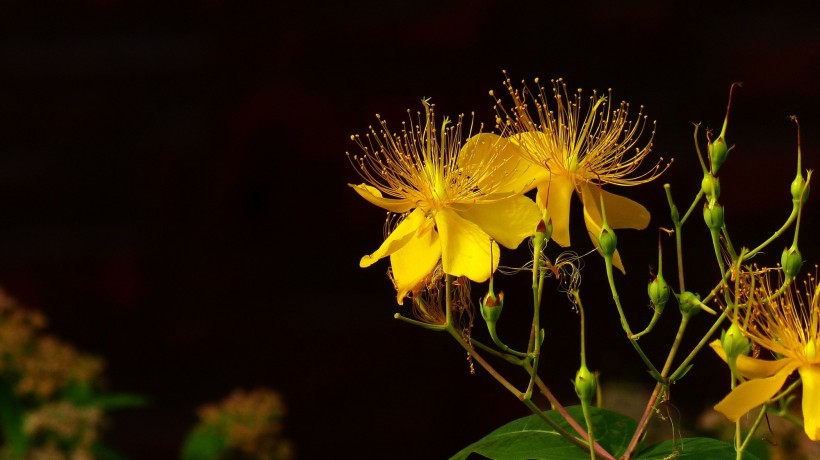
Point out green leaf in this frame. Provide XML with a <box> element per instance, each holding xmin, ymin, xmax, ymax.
<box><xmin>91</xmin><ymin>442</ymin><xmax>129</xmax><ymax>460</ymax></box>
<box><xmin>180</xmin><ymin>425</ymin><xmax>228</xmax><ymax>460</ymax></box>
<box><xmin>635</xmin><ymin>437</ymin><xmax>761</xmax><ymax>459</ymax></box>
<box><xmin>0</xmin><ymin>379</ymin><xmax>28</xmax><ymax>457</ymax></box>
<box><xmin>450</xmin><ymin>405</ymin><xmax>636</xmax><ymax>460</ymax></box>
<box><xmin>60</xmin><ymin>381</ymin><xmax>149</xmax><ymax>410</ymax></box>
<box><xmin>87</xmin><ymin>392</ymin><xmax>150</xmax><ymax>410</ymax></box>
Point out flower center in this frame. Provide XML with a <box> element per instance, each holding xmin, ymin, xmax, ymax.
<box><xmin>806</xmin><ymin>339</ymin><xmax>818</xmax><ymax>362</ymax></box>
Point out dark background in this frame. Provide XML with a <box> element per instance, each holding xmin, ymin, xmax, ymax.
<box><xmin>2</xmin><ymin>1</ymin><xmax>819</xmax><ymax>458</ymax></box>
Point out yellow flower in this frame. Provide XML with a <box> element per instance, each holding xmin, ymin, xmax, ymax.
<box><xmin>711</xmin><ymin>272</ymin><xmax>820</xmax><ymax>441</ymax></box>
<box><xmin>348</xmin><ymin>100</ymin><xmax>541</xmax><ymax>304</ymax></box>
<box><xmin>493</xmin><ymin>74</ymin><xmax>669</xmax><ymax>272</ymax></box>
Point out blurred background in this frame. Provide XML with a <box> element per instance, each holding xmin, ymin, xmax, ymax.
<box><xmin>1</xmin><ymin>1</ymin><xmax>819</xmax><ymax>458</ymax></box>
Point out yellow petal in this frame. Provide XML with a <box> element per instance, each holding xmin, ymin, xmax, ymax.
<box><xmin>714</xmin><ymin>359</ymin><xmax>800</xmax><ymax>422</ymax></box>
<box><xmin>456</xmin><ymin>195</ymin><xmax>541</xmax><ymax>249</ymax></box>
<box><xmin>709</xmin><ymin>340</ymin><xmax>794</xmax><ymax>379</ymax></box>
<box><xmin>461</xmin><ymin>133</ymin><xmax>547</xmax><ymax>195</ymax></box>
<box><xmin>581</xmin><ymin>183</ymin><xmax>651</xmax><ymax>230</ymax></box>
<box><xmin>537</xmin><ymin>174</ymin><xmax>575</xmax><ymax>247</ymax></box>
<box><xmin>580</xmin><ymin>184</ymin><xmax>626</xmax><ymax>273</ymax></box>
<box><xmin>390</xmin><ymin>224</ymin><xmax>441</xmax><ymax>304</ymax></box>
<box><xmin>360</xmin><ymin>208</ymin><xmax>426</xmax><ymax>268</ymax></box>
<box><xmin>435</xmin><ymin>208</ymin><xmax>499</xmax><ymax>282</ymax></box>
<box><xmin>349</xmin><ymin>183</ymin><xmax>415</xmax><ymax>213</ymax></box>
<box><xmin>798</xmin><ymin>364</ymin><xmax>820</xmax><ymax>441</ymax></box>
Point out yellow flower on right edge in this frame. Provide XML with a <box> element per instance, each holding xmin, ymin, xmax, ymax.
<box><xmin>492</xmin><ymin>74</ymin><xmax>669</xmax><ymax>272</ymax></box>
<box><xmin>711</xmin><ymin>271</ymin><xmax>820</xmax><ymax>441</ymax></box>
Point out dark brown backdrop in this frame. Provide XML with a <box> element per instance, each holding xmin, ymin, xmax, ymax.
<box><xmin>1</xmin><ymin>1</ymin><xmax>819</xmax><ymax>458</ymax></box>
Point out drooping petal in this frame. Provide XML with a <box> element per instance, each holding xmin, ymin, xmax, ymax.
<box><xmin>582</xmin><ymin>183</ymin><xmax>651</xmax><ymax>230</ymax></box>
<box><xmin>714</xmin><ymin>359</ymin><xmax>801</xmax><ymax>422</ymax></box>
<box><xmin>349</xmin><ymin>183</ymin><xmax>415</xmax><ymax>213</ymax></box>
<box><xmin>798</xmin><ymin>364</ymin><xmax>820</xmax><ymax>440</ymax></box>
<box><xmin>461</xmin><ymin>133</ymin><xmax>547</xmax><ymax>195</ymax></box>
<box><xmin>536</xmin><ymin>174</ymin><xmax>574</xmax><ymax>247</ymax></box>
<box><xmin>456</xmin><ymin>195</ymin><xmax>541</xmax><ymax>249</ymax></box>
<box><xmin>360</xmin><ymin>208</ymin><xmax>426</xmax><ymax>267</ymax></box>
<box><xmin>436</xmin><ymin>208</ymin><xmax>499</xmax><ymax>282</ymax></box>
<box><xmin>580</xmin><ymin>184</ymin><xmax>626</xmax><ymax>273</ymax></box>
<box><xmin>389</xmin><ymin>221</ymin><xmax>441</xmax><ymax>304</ymax></box>
<box><xmin>709</xmin><ymin>340</ymin><xmax>794</xmax><ymax>379</ymax></box>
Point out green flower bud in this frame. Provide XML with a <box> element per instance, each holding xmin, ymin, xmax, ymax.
<box><xmin>677</xmin><ymin>290</ymin><xmax>702</xmax><ymax>319</ymax></box>
<box><xmin>543</xmin><ymin>218</ymin><xmax>554</xmax><ymax>242</ymax></box>
<box><xmin>791</xmin><ymin>173</ymin><xmax>810</xmax><ymax>204</ymax></box>
<box><xmin>720</xmin><ymin>322</ymin><xmax>750</xmax><ymax>361</ymax></box>
<box><xmin>702</xmin><ymin>201</ymin><xmax>724</xmax><ymax>230</ymax></box>
<box><xmin>781</xmin><ymin>246</ymin><xmax>803</xmax><ymax>280</ymax></box>
<box><xmin>480</xmin><ymin>289</ymin><xmax>504</xmax><ymax>324</ymax></box>
<box><xmin>669</xmin><ymin>201</ymin><xmax>680</xmax><ymax>225</ymax></box>
<box><xmin>533</xmin><ymin>219</ymin><xmax>552</xmax><ymax>251</ymax></box>
<box><xmin>599</xmin><ymin>227</ymin><xmax>617</xmax><ymax>257</ymax></box>
<box><xmin>647</xmin><ymin>274</ymin><xmax>670</xmax><ymax>313</ymax></box>
<box><xmin>574</xmin><ymin>365</ymin><xmax>597</xmax><ymax>403</ymax></box>
<box><xmin>700</xmin><ymin>173</ymin><xmax>721</xmax><ymax>200</ymax></box>
<box><xmin>709</xmin><ymin>136</ymin><xmax>729</xmax><ymax>174</ymax></box>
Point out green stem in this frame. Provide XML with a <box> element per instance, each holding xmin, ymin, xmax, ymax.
<box><xmin>680</xmin><ymin>189</ymin><xmax>705</xmax><ymax>226</ymax></box>
<box><xmin>572</xmin><ymin>290</ymin><xmax>596</xmax><ymax>460</ymax></box>
<box><xmin>528</xmin><ymin>374</ymin><xmax>617</xmax><ymax>460</ymax></box>
<box><xmin>710</xmin><ymin>228</ymin><xmax>726</xmax><ymax>277</ymax></box>
<box><xmin>445</xmin><ymin>324</ymin><xmax>610</xmax><ymax>459</ymax></box>
<box><xmin>625</xmin><ymin>316</ymin><xmax>690</xmax><ymax>459</ymax></box>
<box><xmin>669</xmin><ymin>309</ymin><xmax>728</xmax><ymax>382</ymax></box>
<box><xmin>486</xmin><ymin>321</ymin><xmax>532</xmax><ymax>358</ymax></box>
<box><xmin>468</xmin><ymin>336</ymin><xmax>528</xmax><ymax>366</ymax></box>
<box><xmin>446</xmin><ymin>325</ymin><xmax>522</xmax><ymax>397</ymax></box>
<box><xmin>744</xmin><ymin>204</ymin><xmax>798</xmax><ymax>260</ymax></box>
<box><xmin>581</xmin><ymin>400</ymin><xmax>596</xmax><ymax>460</ymax></box>
<box><xmin>604</xmin><ymin>256</ymin><xmax>660</xmax><ymax>376</ymax></box>
<box><xmin>737</xmin><ymin>405</ymin><xmax>768</xmax><ymax>458</ymax></box>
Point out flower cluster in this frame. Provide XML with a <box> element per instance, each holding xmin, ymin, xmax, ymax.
<box><xmin>349</xmin><ymin>76</ymin><xmax>664</xmax><ymax>305</ymax></box>
<box><xmin>0</xmin><ymin>288</ymin><xmax>140</xmax><ymax>459</ymax></box>
<box><xmin>348</xmin><ymin>76</ymin><xmax>819</xmax><ymax>459</ymax></box>
<box><xmin>183</xmin><ymin>387</ymin><xmax>293</xmax><ymax>460</ymax></box>
<box><xmin>712</xmin><ymin>267</ymin><xmax>820</xmax><ymax>440</ymax></box>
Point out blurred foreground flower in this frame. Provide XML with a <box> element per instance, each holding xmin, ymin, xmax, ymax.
<box><xmin>493</xmin><ymin>75</ymin><xmax>669</xmax><ymax>271</ymax></box>
<box><xmin>711</xmin><ymin>272</ymin><xmax>820</xmax><ymax>440</ymax></box>
<box><xmin>348</xmin><ymin>99</ymin><xmax>540</xmax><ymax>302</ymax></box>
<box><xmin>182</xmin><ymin>387</ymin><xmax>293</xmax><ymax>460</ymax></box>
<box><xmin>0</xmin><ymin>288</ymin><xmax>144</xmax><ymax>459</ymax></box>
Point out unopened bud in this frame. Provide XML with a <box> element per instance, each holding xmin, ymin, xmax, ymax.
<box><xmin>533</xmin><ymin>219</ymin><xmax>552</xmax><ymax>250</ymax></box>
<box><xmin>647</xmin><ymin>274</ymin><xmax>670</xmax><ymax>313</ymax></box>
<box><xmin>791</xmin><ymin>173</ymin><xmax>810</xmax><ymax>204</ymax></box>
<box><xmin>599</xmin><ymin>227</ymin><xmax>617</xmax><ymax>257</ymax></box>
<box><xmin>720</xmin><ymin>322</ymin><xmax>750</xmax><ymax>361</ymax></box>
<box><xmin>574</xmin><ymin>365</ymin><xmax>597</xmax><ymax>403</ymax></box>
<box><xmin>480</xmin><ymin>290</ymin><xmax>504</xmax><ymax>323</ymax></box>
<box><xmin>709</xmin><ymin>136</ymin><xmax>729</xmax><ymax>174</ymax></box>
<box><xmin>702</xmin><ymin>201</ymin><xmax>724</xmax><ymax>230</ymax></box>
<box><xmin>700</xmin><ymin>173</ymin><xmax>721</xmax><ymax>200</ymax></box>
<box><xmin>781</xmin><ymin>246</ymin><xmax>803</xmax><ymax>280</ymax></box>
<box><xmin>677</xmin><ymin>290</ymin><xmax>702</xmax><ymax>319</ymax></box>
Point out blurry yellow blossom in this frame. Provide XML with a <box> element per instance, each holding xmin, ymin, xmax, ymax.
<box><xmin>711</xmin><ymin>271</ymin><xmax>820</xmax><ymax>440</ymax></box>
<box><xmin>492</xmin><ymin>74</ymin><xmax>668</xmax><ymax>272</ymax></box>
<box><xmin>348</xmin><ymin>100</ymin><xmax>541</xmax><ymax>302</ymax></box>
<box><xmin>193</xmin><ymin>387</ymin><xmax>293</xmax><ymax>460</ymax></box>
<box><xmin>24</xmin><ymin>401</ymin><xmax>103</xmax><ymax>460</ymax></box>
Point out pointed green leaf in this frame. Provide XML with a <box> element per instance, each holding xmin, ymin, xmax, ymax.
<box><xmin>450</xmin><ymin>405</ymin><xmax>636</xmax><ymax>460</ymax></box>
<box><xmin>635</xmin><ymin>437</ymin><xmax>761</xmax><ymax>459</ymax></box>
